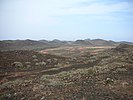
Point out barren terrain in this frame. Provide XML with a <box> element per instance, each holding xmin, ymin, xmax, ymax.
<box><xmin>0</xmin><ymin>44</ymin><xmax>133</xmax><ymax>100</ymax></box>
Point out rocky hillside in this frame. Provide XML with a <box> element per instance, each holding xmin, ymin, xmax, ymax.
<box><xmin>0</xmin><ymin>39</ymin><xmax>56</xmax><ymax>51</ymax></box>
<box><xmin>0</xmin><ymin>39</ymin><xmax>132</xmax><ymax>51</ymax></box>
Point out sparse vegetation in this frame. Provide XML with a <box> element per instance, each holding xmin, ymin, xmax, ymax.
<box><xmin>0</xmin><ymin>44</ymin><xmax>133</xmax><ymax>100</ymax></box>
<box><xmin>12</xmin><ymin>62</ymin><xmax>23</xmax><ymax>68</ymax></box>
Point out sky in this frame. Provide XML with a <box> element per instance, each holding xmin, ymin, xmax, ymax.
<box><xmin>0</xmin><ymin>0</ymin><xmax>133</xmax><ymax>42</ymax></box>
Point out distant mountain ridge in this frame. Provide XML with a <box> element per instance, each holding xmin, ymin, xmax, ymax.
<box><xmin>0</xmin><ymin>39</ymin><xmax>55</xmax><ymax>51</ymax></box>
<box><xmin>0</xmin><ymin>39</ymin><xmax>132</xmax><ymax>51</ymax></box>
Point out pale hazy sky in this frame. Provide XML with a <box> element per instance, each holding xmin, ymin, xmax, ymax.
<box><xmin>0</xmin><ymin>0</ymin><xmax>133</xmax><ymax>41</ymax></box>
